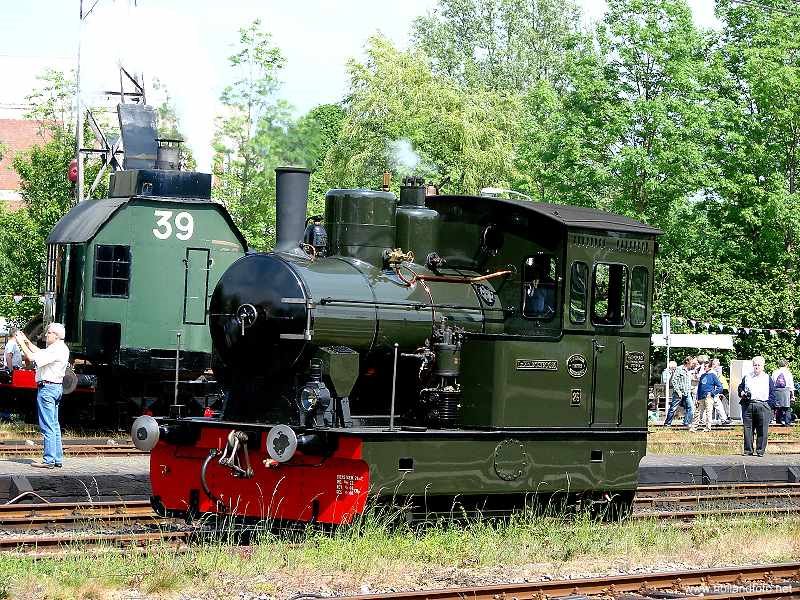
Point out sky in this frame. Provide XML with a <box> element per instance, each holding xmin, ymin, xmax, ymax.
<box><xmin>0</xmin><ymin>0</ymin><xmax>721</xmax><ymax>170</ymax></box>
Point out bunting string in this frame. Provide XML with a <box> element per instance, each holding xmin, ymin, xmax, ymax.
<box><xmin>658</xmin><ymin>314</ymin><xmax>800</xmax><ymax>339</ymax></box>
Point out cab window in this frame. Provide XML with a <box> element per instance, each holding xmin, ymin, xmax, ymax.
<box><xmin>592</xmin><ymin>263</ymin><xmax>627</xmax><ymax>326</ymax></box>
<box><xmin>569</xmin><ymin>262</ymin><xmax>588</xmax><ymax>324</ymax></box>
<box><xmin>93</xmin><ymin>245</ymin><xmax>131</xmax><ymax>298</ymax></box>
<box><xmin>522</xmin><ymin>253</ymin><xmax>558</xmax><ymax>320</ymax></box>
<box><xmin>630</xmin><ymin>266</ymin><xmax>648</xmax><ymax>327</ymax></box>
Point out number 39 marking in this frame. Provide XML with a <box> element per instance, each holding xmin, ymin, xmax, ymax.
<box><xmin>153</xmin><ymin>210</ymin><xmax>194</xmax><ymax>240</ymax></box>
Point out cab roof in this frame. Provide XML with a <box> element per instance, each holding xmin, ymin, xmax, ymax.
<box><xmin>432</xmin><ymin>195</ymin><xmax>663</xmax><ymax>236</ymax></box>
<box><xmin>47</xmin><ymin>196</ymin><xmax>248</xmax><ymax>247</ymax></box>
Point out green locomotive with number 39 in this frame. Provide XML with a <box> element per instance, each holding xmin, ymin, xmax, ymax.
<box><xmin>44</xmin><ymin>104</ymin><xmax>247</xmax><ymax>422</ymax></box>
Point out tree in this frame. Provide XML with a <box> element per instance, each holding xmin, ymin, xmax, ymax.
<box><xmin>0</xmin><ymin>207</ymin><xmax>42</xmax><ymax>323</ymax></box>
<box><xmin>24</xmin><ymin>68</ymin><xmax>76</xmax><ymax>137</ymax></box>
<box><xmin>212</xmin><ymin>19</ymin><xmax>286</xmax><ymax>250</ymax></box>
<box><xmin>512</xmin><ymin>35</ymin><xmax>622</xmax><ymax>207</ymax></box>
<box><xmin>597</xmin><ymin>0</ymin><xmax>710</xmax><ymax>226</ymax></box>
<box><xmin>318</xmin><ymin>35</ymin><xmax>521</xmax><ymax>197</ymax></box>
<box><xmin>412</xmin><ymin>0</ymin><xmax>580</xmax><ymax>91</ymax></box>
<box><xmin>259</xmin><ymin>103</ymin><xmax>345</xmax><ymax>215</ymax></box>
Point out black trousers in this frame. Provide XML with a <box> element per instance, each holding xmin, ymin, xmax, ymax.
<box><xmin>742</xmin><ymin>401</ymin><xmax>771</xmax><ymax>455</ymax></box>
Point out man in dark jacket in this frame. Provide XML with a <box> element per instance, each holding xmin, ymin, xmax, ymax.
<box><xmin>738</xmin><ymin>356</ymin><xmax>775</xmax><ymax>456</ymax></box>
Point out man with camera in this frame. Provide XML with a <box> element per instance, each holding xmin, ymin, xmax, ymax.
<box><xmin>737</xmin><ymin>356</ymin><xmax>775</xmax><ymax>456</ymax></box>
<box><xmin>14</xmin><ymin>324</ymin><xmax>69</xmax><ymax>468</ymax></box>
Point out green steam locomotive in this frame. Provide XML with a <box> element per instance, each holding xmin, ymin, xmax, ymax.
<box><xmin>133</xmin><ymin>168</ymin><xmax>661</xmax><ymax>522</ymax></box>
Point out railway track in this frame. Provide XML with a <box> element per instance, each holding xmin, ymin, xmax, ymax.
<box><xmin>338</xmin><ymin>562</ymin><xmax>800</xmax><ymax>599</ymax></box>
<box><xmin>0</xmin><ymin>500</ymin><xmax>158</xmax><ymax>531</ymax></box>
<box><xmin>0</xmin><ymin>443</ymin><xmax>142</xmax><ymax>457</ymax></box>
<box><xmin>0</xmin><ymin>530</ymin><xmax>190</xmax><ymax>551</ymax></box>
<box><xmin>1</xmin><ymin>482</ymin><xmax>799</xmax><ymax>551</ymax></box>
<box><xmin>633</xmin><ymin>482</ymin><xmax>800</xmax><ymax>520</ymax></box>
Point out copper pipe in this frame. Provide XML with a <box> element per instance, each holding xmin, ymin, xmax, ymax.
<box><xmin>412</xmin><ymin>270</ymin><xmax>512</xmax><ymax>284</ymax></box>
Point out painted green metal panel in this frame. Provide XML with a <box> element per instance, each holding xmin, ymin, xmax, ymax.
<box><xmin>79</xmin><ymin>198</ymin><xmax>245</xmax><ymax>357</ymax></box>
<box><xmin>359</xmin><ymin>435</ymin><xmax>645</xmax><ymax>496</ymax></box>
<box><xmin>184</xmin><ymin>248</ymin><xmax>210</xmax><ymax>324</ymax></box>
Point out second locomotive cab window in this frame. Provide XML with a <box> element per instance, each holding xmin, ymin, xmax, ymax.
<box><xmin>93</xmin><ymin>245</ymin><xmax>131</xmax><ymax>297</ymax></box>
<box><xmin>592</xmin><ymin>263</ymin><xmax>627</xmax><ymax>326</ymax></box>
<box><xmin>522</xmin><ymin>253</ymin><xmax>558</xmax><ymax>319</ymax></box>
<box><xmin>630</xmin><ymin>266</ymin><xmax>648</xmax><ymax>327</ymax></box>
<box><xmin>569</xmin><ymin>262</ymin><xmax>588</xmax><ymax>324</ymax></box>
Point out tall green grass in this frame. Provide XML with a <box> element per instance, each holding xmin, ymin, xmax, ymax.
<box><xmin>2</xmin><ymin>511</ymin><xmax>799</xmax><ymax>599</ymax></box>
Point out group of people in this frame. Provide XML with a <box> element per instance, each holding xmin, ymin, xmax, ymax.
<box><xmin>2</xmin><ymin>323</ymin><xmax>69</xmax><ymax>468</ymax></box>
<box><xmin>662</xmin><ymin>355</ymin><xmax>732</xmax><ymax>430</ymax></box>
<box><xmin>661</xmin><ymin>354</ymin><xmax>795</xmax><ymax>456</ymax></box>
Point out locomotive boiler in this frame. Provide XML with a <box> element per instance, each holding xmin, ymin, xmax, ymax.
<box><xmin>134</xmin><ymin>167</ymin><xmax>661</xmax><ymax>523</ymax></box>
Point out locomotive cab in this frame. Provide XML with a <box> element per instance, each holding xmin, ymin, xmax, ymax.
<box><xmin>143</xmin><ymin>169</ymin><xmax>661</xmax><ymax>525</ymax></box>
<box><xmin>45</xmin><ymin>103</ymin><xmax>247</xmax><ymax>422</ymax></box>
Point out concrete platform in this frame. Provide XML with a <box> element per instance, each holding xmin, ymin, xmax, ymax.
<box><xmin>2</xmin><ymin>453</ymin><xmax>799</xmax><ymax>504</ymax></box>
<box><xmin>639</xmin><ymin>454</ymin><xmax>800</xmax><ymax>485</ymax></box>
<box><xmin>0</xmin><ymin>456</ymin><xmax>149</xmax><ymax>503</ymax></box>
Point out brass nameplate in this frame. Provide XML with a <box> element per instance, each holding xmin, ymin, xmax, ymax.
<box><xmin>516</xmin><ymin>359</ymin><xmax>558</xmax><ymax>371</ymax></box>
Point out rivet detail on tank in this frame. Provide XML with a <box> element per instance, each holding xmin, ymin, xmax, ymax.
<box><xmin>567</xmin><ymin>354</ymin><xmax>588</xmax><ymax>378</ymax></box>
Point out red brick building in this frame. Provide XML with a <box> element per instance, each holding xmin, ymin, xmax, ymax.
<box><xmin>0</xmin><ymin>119</ymin><xmax>52</xmax><ymax>212</ymax></box>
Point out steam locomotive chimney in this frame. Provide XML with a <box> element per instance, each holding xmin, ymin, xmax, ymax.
<box><xmin>275</xmin><ymin>166</ymin><xmax>311</xmax><ymax>253</ymax></box>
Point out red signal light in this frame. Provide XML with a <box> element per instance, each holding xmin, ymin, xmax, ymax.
<box><xmin>68</xmin><ymin>159</ymin><xmax>78</xmax><ymax>182</ymax></box>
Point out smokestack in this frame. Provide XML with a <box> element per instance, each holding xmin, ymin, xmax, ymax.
<box><xmin>275</xmin><ymin>166</ymin><xmax>311</xmax><ymax>253</ymax></box>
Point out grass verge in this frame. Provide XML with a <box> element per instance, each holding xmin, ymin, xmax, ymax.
<box><xmin>1</xmin><ymin>512</ymin><xmax>799</xmax><ymax>599</ymax></box>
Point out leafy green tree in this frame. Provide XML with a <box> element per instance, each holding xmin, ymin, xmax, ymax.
<box><xmin>255</xmin><ymin>103</ymin><xmax>345</xmax><ymax>215</ymax></box>
<box><xmin>597</xmin><ymin>0</ymin><xmax>709</xmax><ymax>226</ymax></box>
<box><xmin>512</xmin><ymin>36</ymin><xmax>621</xmax><ymax>207</ymax></box>
<box><xmin>667</xmin><ymin>0</ymin><xmax>800</xmax><ymax>367</ymax></box>
<box><xmin>212</xmin><ymin>19</ymin><xmax>286</xmax><ymax>249</ymax></box>
<box><xmin>412</xmin><ymin>0</ymin><xmax>580</xmax><ymax>91</ymax></box>
<box><xmin>24</xmin><ymin>68</ymin><xmax>76</xmax><ymax>137</ymax></box>
<box><xmin>319</xmin><ymin>35</ymin><xmax>521</xmax><ymax>197</ymax></box>
<box><xmin>0</xmin><ymin>206</ymin><xmax>42</xmax><ymax>323</ymax></box>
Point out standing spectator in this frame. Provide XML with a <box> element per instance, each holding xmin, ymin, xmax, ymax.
<box><xmin>690</xmin><ymin>355</ymin><xmax>707</xmax><ymax>411</ymax></box>
<box><xmin>711</xmin><ymin>357</ymin><xmax>723</xmax><ymax>378</ymax></box>
<box><xmin>661</xmin><ymin>361</ymin><xmax>677</xmax><ymax>385</ymax></box>
<box><xmin>738</xmin><ymin>356</ymin><xmax>775</xmax><ymax>457</ymax></box>
<box><xmin>772</xmin><ymin>359</ymin><xmax>794</xmax><ymax>426</ymax></box>
<box><xmin>664</xmin><ymin>356</ymin><xmax>695</xmax><ymax>426</ymax></box>
<box><xmin>690</xmin><ymin>361</ymin><xmax>722</xmax><ymax>431</ymax></box>
<box><xmin>14</xmin><ymin>324</ymin><xmax>69</xmax><ymax>468</ymax></box>
<box><xmin>710</xmin><ymin>358</ymin><xmax>731</xmax><ymax>425</ymax></box>
<box><xmin>3</xmin><ymin>327</ymin><xmax>23</xmax><ymax>370</ymax></box>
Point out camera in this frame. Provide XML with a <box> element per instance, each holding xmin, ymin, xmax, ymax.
<box><xmin>739</xmin><ymin>389</ymin><xmax>752</xmax><ymax>404</ymax></box>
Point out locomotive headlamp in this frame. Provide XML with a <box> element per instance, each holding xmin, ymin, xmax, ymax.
<box><xmin>131</xmin><ymin>415</ymin><xmax>160</xmax><ymax>452</ymax></box>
